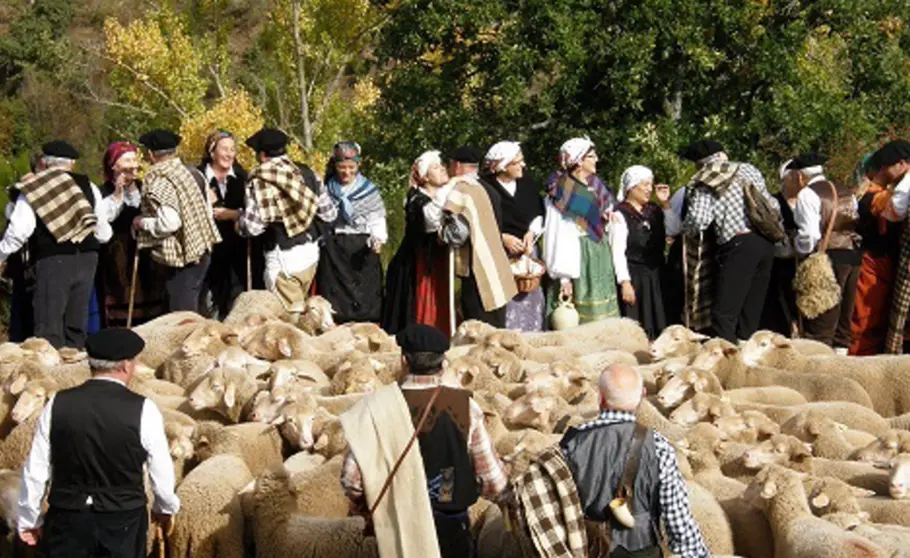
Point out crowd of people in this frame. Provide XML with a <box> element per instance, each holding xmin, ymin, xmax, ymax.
<box><xmin>4</xmin><ymin>129</ymin><xmax>910</xmax><ymax>355</ymax></box>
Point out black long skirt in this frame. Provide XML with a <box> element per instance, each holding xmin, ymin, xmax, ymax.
<box><xmin>760</xmin><ymin>257</ymin><xmax>798</xmax><ymax>336</ymax></box>
<box><xmin>316</xmin><ymin>233</ymin><xmax>383</xmax><ymax>323</ymax></box>
<box><xmin>620</xmin><ymin>263</ymin><xmax>667</xmax><ymax>340</ymax></box>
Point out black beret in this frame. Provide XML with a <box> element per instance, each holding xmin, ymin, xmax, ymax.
<box><xmin>679</xmin><ymin>139</ymin><xmax>725</xmax><ymax>162</ymax></box>
<box><xmin>85</xmin><ymin>328</ymin><xmax>145</xmax><ymax>362</ymax></box>
<box><xmin>246</xmin><ymin>128</ymin><xmax>288</xmax><ymax>153</ymax></box>
<box><xmin>138</xmin><ymin>129</ymin><xmax>182</xmax><ymax>151</ymax></box>
<box><xmin>869</xmin><ymin>140</ymin><xmax>910</xmax><ymax>170</ymax></box>
<box><xmin>395</xmin><ymin>324</ymin><xmax>450</xmax><ymax>354</ymax></box>
<box><xmin>41</xmin><ymin>140</ymin><xmax>80</xmax><ymax>160</ymax></box>
<box><xmin>786</xmin><ymin>153</ymin><xmax>827</xmax><ymax>171</ymax></box>
<box><xmin>445</xmin><ymin>146</ymin><xmax>484</xmax><ymax>165</ymax></box>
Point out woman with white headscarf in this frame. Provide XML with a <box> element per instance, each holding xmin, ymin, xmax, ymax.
<box><xmin>543</xmin><ymin>136</ymin><xmax>620</xmax><ymax>324</ymax></box>
<box><xmin>610</xmin><ymin>165</ymin><xmax>679</xmax><ymax>338</ymax></box>
<box><xmin>480</xmin><ymin>141</ymin><xmax>546</xmax><ymax>331</ymax></box>
<box><xmin>382</xmin><ymin>150</ymin><xmax>453</xmax><ymax>334</ymax></box>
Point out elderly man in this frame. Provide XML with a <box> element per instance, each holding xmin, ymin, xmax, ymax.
<box><xmin>17</xmin><ymin>328</ymin><xmax>179</xmax><ymax>557</ymax></box>
<box><xmin>133</xmin><ymin>129</ymin><xmax>221</xmax><ymax>313</ymax></box>
<box><xmin>681</xmin><ymin>139</ymin><xmax>781</xmax><ymax>342</ymax></box>
<box><xmin>340</xmin><ymin>324</ymin><xmax>507</xmax><ymax>558</ymax></box>
<box><xmin>560</xmin><ymin>364</ymin><xmax>709</xmax><ymax>558</ymax></box>
<box><xmin>0</xmin><ymin>141</ymin><xmax>120</xmax><ymax>349</ymax></box>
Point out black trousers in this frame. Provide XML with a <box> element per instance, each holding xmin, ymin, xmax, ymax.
<box><xmin>461</xmin><ymin>275</ymin><xmax>506</xmax><ymax>328</ymax></box>
<box><xmin>33</xmin><ymin>252</ymin><xmax>98</xmax><ymax>349</ymax></box>
<box><xmin>165</xmin><ymin>254</ymin><xmax>210</xmax><ymax>313</ymax></box>
<box><xmin>803</xmin><ymin>260</ymin><xmax>860</xmax><ymax>348</ymax></box>
<box><xmin>42</xmin><ymin>506</ymin><xmax>147</xmax><ymax>558</ymax></box>
<box><xmin>434</xmin><ymin>511</ymin><xmax>475</xmax><ymax>558</ymax></box>
<box><xmin>712</xmin><ymin>233</ymin><xmax>774</xmax><ymax>342</ymax></box>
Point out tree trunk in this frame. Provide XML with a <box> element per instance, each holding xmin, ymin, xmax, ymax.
<box><xmin>291</xmin><ymin>0</ymin><xmax>314</xmax><ymax>150</ymax></box>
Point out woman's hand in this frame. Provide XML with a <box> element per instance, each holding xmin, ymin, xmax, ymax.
<box><xmin>213</xmin><ymin>208</ymin><xmax>239</xmax><ymax>222</ymax></box>
<box><xmin>621</xmin><ymin>281</ymin><xmax>636</xmax><ymax>305</ymax></box>
<box><xmin>655</xmin><ymin>184</ymin><xmax>671</xmax><ymax>208</ymax></box>
<box><xmin>503</xmin><ymin>233</ymin><xmax>524</xmax><ymax>255</ymax></box>
<box><xmin>522</xmin><ymin>230</ymin><xmax>536</xmax><ymax>255</ymax></box>
<box><xmin>369</xmin><ymin>236</ymin><xmax>383</xmax><ymax>254</ymax></box>
<box><xmin>560</xmin><ymin>280</ymin><xmax>573</xmax><ymax>299</ymax></box>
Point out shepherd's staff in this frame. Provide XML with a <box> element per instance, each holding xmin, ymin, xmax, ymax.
<box><xmin>449</xmin><ymin>247</ymin><xmax>456</xmax><ymax>337</ymax></box>
<box><xmin>126</xmin><ymin>248</ymin><xmax>140</xmax><ymax>328</ymax></box>
<box><xmin>246</xmin><ymin>237</ymin><xmax>252</xmax><ymax>291</ymax></box>
<box><xmin>155</xmin><ymin>524</ymin><xmax>166</xmax><ymax>558</ymax></box>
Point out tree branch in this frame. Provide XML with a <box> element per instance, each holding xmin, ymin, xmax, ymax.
<box><xmin>291</xmin><ymin>0</ymin><xmax>314</xmax><ymax>150</ymax></box>
<box><xmin>208</xmin><ymin>64</ymin><xmax>227</xmax><ymax>98</ymax></box>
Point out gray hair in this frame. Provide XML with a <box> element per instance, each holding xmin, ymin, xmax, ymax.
<box><xmin>41</xmin><ymin>156</ymin><xmax>75</xmax><ymax>169</ymax></box>
<box><xmin>88</xmin><ymin>357</ymin><xmax>124</xmax><ymax>372</ymax></box>
<box><xmin>151</xmin><ymin>148</ymin><xmax>177</xmax><ymax>158</ymax></box>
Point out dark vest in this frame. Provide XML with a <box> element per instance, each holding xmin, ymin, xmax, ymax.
<box><xmin>809</xmin><ymin>180</ymin><xmax>859</xmax><ymax>252</ymax></box>
<box><xmin>262</xmin><ymin>163</ymin><xmax>324</xmax><ymax>251</ymax></box>
<box><xmin>616</xmin><ymin>203</ymin><xmax>666</xmax><ymax>269</ymax></box>
<box><xmin>561</xmin><ymin>422</ymin><xmax>661</xmax><ymax>553</ymax></box>
<box><xmin>402</xmin><ymin>386</ymin><xmax>480</xmax><ymax>513</ymax></box>
<box><xmin>28</xmin><ymin>173</ymin><xmax>99</xmax><ymax>261</ymax></box>
<box><xmin>49</xmin><ymin>380</ymin><xmax>147</xmax><ymax>512</ymax></box>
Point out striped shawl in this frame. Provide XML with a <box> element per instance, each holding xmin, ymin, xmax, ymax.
<box><xmin>137</xmin><ymin>158</ymin><xmax>221</xmax><ymax>268</ymax></box>
<box><xmin>16</xmin><ymin>168</ymin><xmax>97</xmax><ymax>243</ymax></box>
<box><xmin>886</xmin><ymin>221</ymin><xmax>910</xmax><ymax>353</ymax></box>
<box><xmin>248</xmin><ymin>156</ymin><xmax>319</xmax><ymax>237</ymax></box>
<box><xmin>444</xmin><ymin>177</ymin><xmax>517</xmax><ymax>311</ymax></box>
<box><xmin>683</xmin><ymin>228</ymin><xmax>717</xmax><ymax>333</ymax></box>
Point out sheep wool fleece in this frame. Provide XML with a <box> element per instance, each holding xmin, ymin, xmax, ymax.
<box><xmin>340</xmin><ymin>384</ymin><xmax>441</xmax><ymax>558</ymax></box>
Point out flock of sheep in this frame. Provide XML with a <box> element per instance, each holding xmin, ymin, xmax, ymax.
<box><xmin>0</xmin><ymin>289</ymin><xmax>908</xmax><ymax>557</ymax></box>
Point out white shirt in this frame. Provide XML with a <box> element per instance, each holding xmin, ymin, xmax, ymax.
<box><xmin>140</xmin><ymin>206</ymin><xmax>182</xmax><ymax>238</ymax></box>
<box><xmin>543</xmin><ymin>199</ymin><xmax>585</xmax><ymax>282</ymax></box>
<box><xmin>204</xmin><ymin>164</ymin><xmax>236</xmax><ymax>200</ymax></box>
<box><xmin>0</xmin><ymin>183</ymin><xmax>118</xmax><ymax>262</ymax></box>
<box><xmin>793</xmin><ymin>175</ymin><xmax>850</xmax><ymax>255</ymax></box>
<box><xmin>610</xmin><ymin>206</ymin><xmax>682</xmax><ymax>284</ymax></box>
<box><xmin>17</xmin><ymin>378</ymin><xmax>180</xmax><ymax>532</ymax></box>
<box><xmin>885</xmin><ymin>172</ymin><xmax>910</xmax><ymax>222</ymax></box>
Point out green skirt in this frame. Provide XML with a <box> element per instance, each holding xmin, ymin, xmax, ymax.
<box><xmin>547</xmin><ymin>235</ymin><xmax>619</xmax><ymax>325</ymax></box>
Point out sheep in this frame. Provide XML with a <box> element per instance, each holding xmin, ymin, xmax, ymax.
<box><xmin>743</xmin><ymin>464</ymin><xmax>887</xmax><ymax>558</ymax></box>
<box><xmin>740</xmin><ymin>332</ymin><xmax>910</xmax><ymax>417</ymax></box>
<box><xmin>161</xmin><ymin>408</ymin><xmax>196</xmax><ymax>481</ymax></box>
<box><xmin>309</xmin><ymin>409</ymin><xmax>346</xmax><ymax>459</ymax></box>
<box><xmin>889</xmin><ymin>413</ymin><xmax>910</xmax><ymax>431</ymax></box>
<box><xmin>248</xmin><ymin>383</ymin><xmax>311</xmax><ymax>424</ymax></box>
<box><xmin>19</xmin><ymin>337</ymin><xmax>61</xmax><ymax>367</ymax></box>
<box><xmin>6</xmin><ymin>359</ymin><xmax>90</xmax><ymax>392</ymax></box>
<box><xmin>272</xmin><ymin>394</ymin><xmax>320</xmax><ymax>449</ymax></box>
<box><xmin>686</xmin><ymin>480</ymin><xmax>735</xmax><ymax>555</ymax></box>
<box><xmin>241</xmin><ymin>322</ymin><xmax>355</xmax><ymax>363</ymax></box>
<box><xmin>854</xmin><ymin>431</ymin><xmax>910</xmax><ymax>463</ymax></box>
<box><xmin>635</xmin><ymin>398</ymin><xmax>688</xmax><ymax>442</ymax></box>
<box><xmin>443</xmin><ymin>356</ymin><xmax>508</xmax><ymax>394</ymax></box>
<box><xmin>690</xmin><ymin>339</ymin><xmax>874</xmax><ymax>408</ymax></box>
<box><xmin>747</xmin><ymin>330</ymin><xmax>836</xmax><ymax>356</ymax></box>
<box><xmin>0</xmin><ymin>415</ymin><xmax>38</xmax><ymax>470</ymax></box>
<box><xmin>297</xmin><ymin>295</ymin><xmax>336</xmax><ymax>335</ymax></box>
<box><xmin>859</xmin><ymin>497</ymin><xmax>910</xmax><ymax>529</ymax></box>
<box><xmin>9</xmin><ymin>377</ymin><xmax>57</xmax><ymax>424</ymax></box>
<box><xmin>0</xmin><ymin>469</ymin><xmax>20</xmax><ymax>532</ymax></box>
<box><xmin>250</xmin><ymin>466</ymin><xmax>378</xmax><ymax>558</ymax></box>
<box><xmin>329</xmin><ymin>355</ymin><xmax>382</xmax><ymax>395</ymax></box>
<box><xmin>678</xmin><ymin>423</ymin><xmax>774</xmax><ymax>558</ymax></box>
<box><xmin>223</xmin><ymin>290</ymin><xmax>293</xmax><ymax>326</ymax></box>
<box><xmin>187</xmin><ymin>366</ymin><xmax>262</xmax><ymax>423</ymax></box>
<box><xmin>346</xmin><ymin>322</ymin><xmax>397</xmax><ymax>353</ymax></box>
<box><xmin>799</xmin><ymin>474</ymin><xmax>910</xmax><ymax>528</ymax></box>
<box><xmin>452</xmin><ymin>320</ymin><xmax>495</xmax><ymax>346</ymax></box>
<box><xmin>169</xmin><ymin>454</ymin><xmax>252</xmax><ymax>558</ymax></box>
<box><xmin>191</xmin><ymin>421</ymin><xmax>284</xmax><ymax>477</ymax></box>
<box><xmin>265</xmin><ymin>359</ymin><xmax>330</xmax><ymax>390</ymax></box>
<box><xmin>467</xmin><ymin>345</ymin><xmax>524</xmax><ymax>383</ymax></box>
<box><xmin>782</xmin><ymin>411</ymin><xmax>877</xmax><ymax>460</ymax></box>
<box><xmin>874</xmin><ymin>454</ymin><xmax>910</xmax><ymax>499</ymax></box>
<box><xmin>283</xmin><ymin>451</ymin><xmax>326</xmax><ymax>475</ymax></box>
<box><xmin>656</xmin><ymin>366</ymin><xmax>808</xmax><ymax>410</ymax></box>
<box><xmin>522</xmin><ymin>317</ymin><xmax>650</xmax><ymax>356</ymax></box>
<box><xmin>822</xmin><ymin>513</ymin><xmax>910</xmax><ymax>558</ymax></box>
<box><xmin>501</xmin><ymin>392</ymin><xmax>576</xmax><ymax>432</ymax></box>
<box><xmin>649</xmin><ymin>325</ymin><xmax>708</xmax><ymax>361</ymax></box>
<box><xmin>712</xmin><ymin>411</ymin><xmax>780</xmax><ymax>443</ymax></box>
<box><xmin>669</xmin><ymin>393</ymin><xmax>738</xmax><ymax>427</ymax></box>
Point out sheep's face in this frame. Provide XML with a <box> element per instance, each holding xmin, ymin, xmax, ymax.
<box><xmin>21</xmin><ymin>338</ymin><xmax>60</xmax><ymax>368</ymax></box>
<box><xmin>712</xmin><ymin>415</ymin><xmax>751</xmax><ymax>439</ymax></box>
<box><xmin>216</xmin><ymin>346</ymin><xmax>254</xmax><ymax>370</ymax></box>
<box><xmin>166</xmin><ymin>424</ymin><xmax>195</xmax><ymax>461</ymax></box>
<box><xmin>304</xmin><ymin>296</ymin><xmax>336</xmax><ymax>333</ymax></box>
<box><xmin>743</xmin><ymin>435</ymin><xmax>811</xmax><ymax>470</ymax></box>
<box><xmin>333</xmin><ymin>361</ymin><xmax>380</xmax><ymax>395</ymax></box>
<box><xmin>182</xmin><ymin>324</ymin><xmax>227</xmax><ymax>357</ymax></box>
<box><xmin>249</xmin><ymin>389</ymin><xmax>294</xmax><ymax>423</ymax></box>
<box><xmin>277</xmin><ymin>407</ymin><xmax>317</xmax><ymax>449</ymax></box>
<box><xmin>0</xmin><ymin>343</ymin><xmax>25</xmax><ymax>364</ymax></box>
<box><xmin>188</xmin><ymin>369</ymin><xmax>237</xmax><ymax>411</ymax></box>
<box><xmin>10</xmin><ymin>385</ymin><xmax>48</xmax><ymax>423</ymax></box>
<box><xmin>473</xmin><ymin>347</ymin><xmax>522</xmax><ymax>382</ymax></box>
<box><xmin>740</xmin><ymin>331</ymin><xmax>789</xmax><ymax>367</ymax></box>
<box><xmin>876</xmin><ymin>454</ymin><xmax>910</xmax><ymax>499</ymax></box>
<box><xmin>803</xmin><ymin>477</ymin><xmax>871</xmax><ymax>516</ymax></box>
<box><xmin>669</xmin><ymin>393</ymin><xmax>728</xmax><ymax>427</ymax></box>
<box><xmin>689</xmin><ymin>339</ymin><xmax>738</xmax><ymax>372</ymax></box>
<box><xmin>683</xmin><ymin>423</ymin><xmax>728</xmax><ymax>454</ymax></box>
<box><xmin>740</xmin><ymin>411</ymin><xmax>780</xmax><ymax>440</ymax></box>
<box><xmin>656</xmin><ymin>369</ymin><xmax>705</xmax><ymax>409</ymax></box>
<box><xmin>781</xmin><ymin>412</ymin><xmax>835</xmax><ymax>443</ymax></box>
<box><xmin>503</xmin><ymin>394</ymin><xmax>556</xmax><ymax>431</ymax></box>
<box><xmin>649</xmin><ymin>325</ymin><xmax>707</xmax><ymax>361</ymax></box>
<box><xmin>855</xmin><ymin>432</ymin><xmax>910</xmax><ymax>463</ymax></box>
<box><xmin>452</xmin><ymin>320</ymin><xmax>493</xmax><ymax>346</ymax></box>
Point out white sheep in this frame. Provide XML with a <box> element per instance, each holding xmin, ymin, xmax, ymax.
<box><xmin>186</xmin><ymin>366</ymin><xmax>261</xmax><ymax>423</ymax></box>
<box><xmin>190</xmin><ymin>421</ymin><xmax>284</xmax><ymax>477</ymax></box>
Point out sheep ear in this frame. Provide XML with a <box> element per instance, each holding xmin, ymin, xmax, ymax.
<box><xmin>851</xmin><ymin>487</ymin><xmax>876</xmax><ymax>498</ymax></box>
<box><xmin>8</xmin><ymin>375</ymin><xmax>26</xmax><ymax>396</ymax></box>
<box><xmin>772</xmin><ymin>337</ymin><xmax>792</xmax><ymax>349</ymax></box>
<box><xmin>811</xmin><ymin>493</ymin><xmax>830</xmax><ymax>509</ymax></box>
<box><xmin>689</xmin><ymin>332</ymin><xmax>709</xmax><ymax>342</ymax></box>
<box><xmin>270</xmin><ymin>414</ymin><xmax>286</xmax><ymax>426</ymax></box>
<box><xmin>873</xmin><ymin>461</ymin><xmax>894</xmax><ymax>470</ymax></box>
<box><xmin>722</xmin><ymin>347</ymin><xmax>740</xmax><ymax>357</ymax></box>
<box><xmin>278</xmin><ymin>338</ymin><xmax>293</xmax><ymax>358</ymax></box>
<box><xmin>223</xmin><ymin>383</ymin><xmax>237</xmax><ymax>408</ymax></box>
<box><xmin>314</xmin><ymin>434</ymin><xmax>329</xmax><ymax>451</ymax></box>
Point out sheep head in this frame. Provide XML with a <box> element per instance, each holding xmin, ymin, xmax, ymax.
<box><xmin>187</xmin><ymin>366</ymin><xmax>248</xmax><ymax>416</ymax></box>
<box><xmin>740</xmin><ymin>331</ymin><xmax>791</xmax><ymax>367</ymax></box>
<box><xmin>802</xmin><ymin>476</ymin><xmax>872</xmax><ymax>517</ymax></box>
<box><xmin>273</xmin><ymin>395</ymin><xmax>321</xmax><ymax>450</ymax></box>
<box><xmin>874</xmin><ymin>453</ymin><xmax>910</xmax><ymax>499</ymax></box>
<box><xmin>10</xmin><ymin>380</ymin><xmax>55</xmax><ymax>423</ymax></box>
<box><xmin>854</xmin><ymin>431</ymin><xmax>910</xmax><ymax>463</ymax></box>
<box><xmin>649</xmin><ymin>325</ymin><xmax>707</xmax><ymax>361</ymax></box>
<box><xmin>442</xmin><ymin>356</ymin><xmax>487</xmax><ymax>390</ymax></box>
<box><xmin>330</xmin><ymin>354</ymin><xmax>381</xmax><ymax>395</ymax></box>
<box><xmin>743</xmin><ymin>463</ymin><xmax>808</xmax><ymax>507</ymax></box>
<box><xmin>503</xmin><ymin>393</ymin><xmax>560</xmax><ymax>431</ymax></box>
<box><xmin>742</xmin><ymin>434</ymin><xmax>813</xmax><ymax>470</ymax></box>
<box><xmin>20</xmin><ymin>338</ymin><xmax>60</xmax><ymax>368</ymax></box>
<box><xmin>669</xmin><ymin>393</ymin><xmax>734</xmax><ymax>427</ymax></box>
<box><xmin>452</xmin><ymin>320</ymin><xmax>495</xmax><ymax>346</ymax></box>
<box><xmin>181</xmin><ymin>323</ymin><xmax>233</xmax><ymax>357</ymax></box>
<box><xmin>0</xmin><ymin>343</ymin><xmax>25</xmax><ymax>365</ymax></box>
<box><xmin>165</xmin><ymin>422</ymin><xmax>195</xmax><ymax>462</ymax></box>
<box><xmin>781</xmin><ymin>411</ymin><xmax>841</xmax><ymax>443</ymax></box>
<box><xmin>656</xmin><ymin>368</ymin><xmax>715</xmax><ymax>409</ymax></box>
<box><xmin>249</xmin><ymin>383</ymin><xmax>309</xmax><ymax>423</ymax></box>
<box><xmin>302</xmin><ymin>296</ymin><xmax>336</xmax><ymax>334</ymax></box>
<box><xmin>468</xmin><ymin>346</ymin><xmax>523</xmax><ymax>383</ymax></box>
<box><xmin>243</xmin><ymin>323</ymin><xmax>306</xmax><ymax>361</ymax></box>
<box><xmin>689</xmin><ymin>338</ymin><xmax>739</xmax><ymax>372</ymax></box>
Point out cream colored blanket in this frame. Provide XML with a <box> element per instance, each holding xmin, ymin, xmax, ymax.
<box><xmin>340</xmin><ymin>384</ymin><xmax>441</xmax><ymax>558</ymax></box>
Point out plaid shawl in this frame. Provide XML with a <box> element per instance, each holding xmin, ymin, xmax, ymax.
<box><xmin>16</xmin><ymin>168</ymin><xmax>97</xmax><ymax>243</ymax></box>
<box><xmin>512</xmin><ymin>446</ymin><xmax>587</xmax><ymax>558</ymax></box>
<box><xmin>248</xmin><ymin>156</ymin><xmax>319</xmax><ymax>237</ymax></box>
<box><xmin>137</xmin><ymin>158</ymin><xmax>220</xmax><ymax>268</ymax></box>
<box><xmin>687</xmin><ymin>161</ymin><xmax>740</xmax><ymax>194</ymax></box>
<box><xmin>547</xmin><ymin>172</ymin><xmax>615</xmax><ymax>242</ymax></box>
<box><xmin>886</xmin><ymin>220</ymin><xmax>910</xmax><ymax>353</ymax></box>
<box><xmin>326</xmin><ymin>173</ymin><xmax>385</xmax><ymax>227</ymax></box>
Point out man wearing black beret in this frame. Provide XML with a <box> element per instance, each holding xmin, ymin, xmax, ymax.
<box><xmin>235</xmin><ymin>128</ymin><xmax>336</xmax><ymax>309</ymax></box>
<box><xmin>17</xmin><ymin>328</ymin><xmax>180</xmax><ymax>557</ymax></box>
<box><xmin>340</xmin><ymin>324</ymin><xmax>507</xmax><ymax>558</ymax></box>
<box><xmin>0</xmin><ymin>140</ymin><xmax>120</xmax><ymax>349</ymax></box>
<box><xmin>679</xmin><ymin>139</ymin><xmax>782</xmax><ymax>342</ymax></box>
<box><xmin>134</xmin><ymin>129</ymin><xmax>221</xmax><ymax>313</ymax></box>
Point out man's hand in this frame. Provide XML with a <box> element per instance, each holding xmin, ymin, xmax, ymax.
<box><xmin>19</xmin><ymin>528</ymin><xmax>41</xmax><ymax>547</ymax></box>
<box><xmin>503</xmin><ymin>233</ymin><xmax>524</xmax><ymax>256</ymax></box>
<box><xmin>621</xmin><ymin>281</ymin><xmax>636</xmax><ymax>305</ymax></box>
<box><xmin>152</xmin><ymin>513</ymin><xmax>175</xmax><ymax>537</ymax></box>
<box><xmin>655</xmin><ymin>184</ymin><xmax>671</xmax><ymax>208</ymax></box>
<box><xmin>131</xmin><ymin>216</ymin><xmax>144</xmax><ymax>235</ymax></box>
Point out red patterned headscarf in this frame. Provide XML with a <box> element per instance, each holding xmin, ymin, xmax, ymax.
<box><xmin>103</xmin><ymin>141</ymin><xmax>138</xmax><ymax>183</ymax></box>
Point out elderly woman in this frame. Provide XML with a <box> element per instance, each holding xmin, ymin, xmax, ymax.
<box><xmin>610</xmin><ymin>165</ymin><xmax>679</xmax><ymax>339</ymax></box>
<box><xmin>544</xmin><ymin>136</ymin><xmax>619</xmax><ymax>324</ymax></box>
<box><xmin>95</xmin><ymin>142</ymin><xmax>168</xmax><ymax>327</ymax></box>
<box><xmin>197</xmin><ymin>130</ymin><xmax>261</xmax><ymax>319</ymax></box>
<box><xmin>382</xmin><ymin>151</ymin><xmax>452</xmax><ymax>334</ymax></box>
<box><xmin>317</xmin><ymin>141</ymin><xmax>387</xmax><ymax>323</ymax></box>
<box><xmin>480</xmin><ymin>141</ymin><xmax>545</xmax><ymax>331</ymax></box>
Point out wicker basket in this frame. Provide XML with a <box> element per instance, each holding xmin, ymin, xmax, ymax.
<box><xmin>511</xmin><ymin>256</ymin><xmax>546</xmax><ymax>293</ymax></box>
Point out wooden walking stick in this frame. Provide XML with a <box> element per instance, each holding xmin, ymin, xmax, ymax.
<box><xmin>246</xmin><ymin>237</ymin><xmax>252</xmax><ymax>291</ymax></box>
<box><xmin>449</xmin><ymin>247</ymin><xmax>456</xmax><ymax>337</ymax></box>
<box><xmin>126</xmin><ymin>248</ymin><xmax>140</xmax><ymax>328</ymax></box>
<box><xmin>155</xmin><ymin>524</ymin><xmax>166</xmax><ymax>558</ymax></box>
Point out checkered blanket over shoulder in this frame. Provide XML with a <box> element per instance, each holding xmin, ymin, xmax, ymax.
<box><xmin>886</xmin><ymin>220</ymin><xmax>910</xmax><ymax>353</ymax></box>
<box><xmin>138</xmin><ymin>158</ymin><xmax>220</xmax><ymax>267</ymax></box>
<box><xmin>16</xmin><ymin>168</ymin><xmax>97</xmax><ymax>243</ymax></box>
<box><xmin>688</xmin><ymin>162</ymin><xmax>741</xmax><ymax>193</ymax></box>
<box><xmin>511</xmin><ymin>445</ymin><xmax>587</xmax><ymax>558</ymax></box>
<box><xmin>248</xmin><ymin>156</ymin><xmax>319</xmax><ymax>238</ymax></box>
